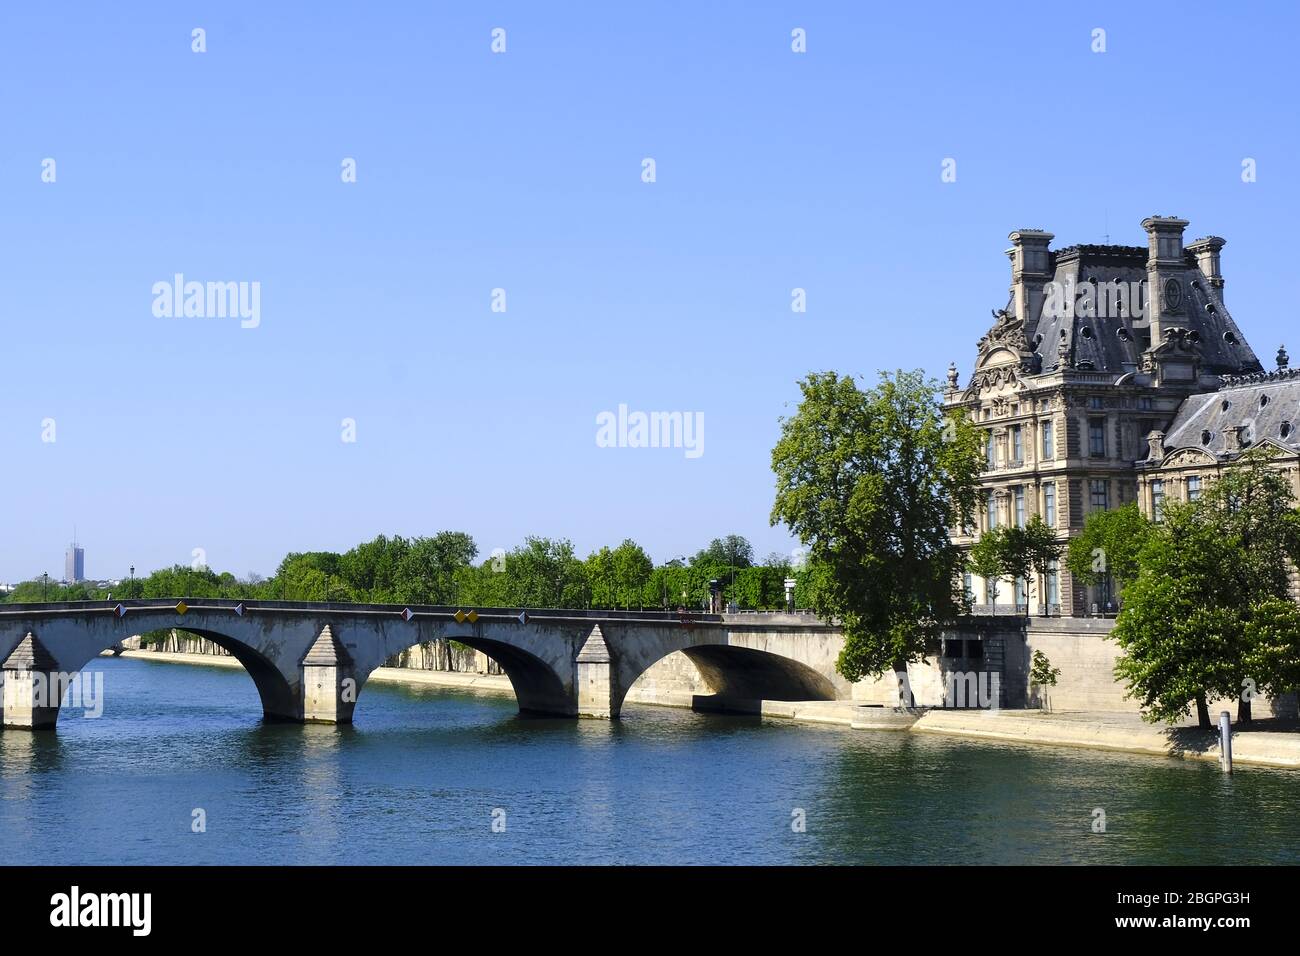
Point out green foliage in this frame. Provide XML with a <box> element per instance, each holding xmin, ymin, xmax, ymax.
<box><xmin>692</xmin><ymin>535</ymin><xmax>754</xmax><ymax>569</ymax></box>
<box><xmin>4</xmin><ymin>579</ymin><xmax>104</xmax><ymax>603</ymax></box>
<box><xmin>770</xmin><ymin>369</ymin><xmax>983</xmax><ymax>681</ymax></box>
<box><xmin>985</xmin><ymin>516</ymin><xmax>1062</xmax><ymax>615</ymax></box>
<box><xmin>1113</xmin><ymin>454</ymin><xmax>1300</xmax><ymax>726</ymax></box>
<box><xmin>966</xmin><ymin>528</ymin><xmax>1009</xmax><ymax>607</ymax></box>
<box><xmin>3</xmin><ymin>531</ymin><xmax>811</xmax><ymax>614</ymax></box>
<box><xmin>586</xmin><ymin>539</ymin><xmax>653</xmax><ymax>609</ymax></box>
<box><xmin>1030</xmin><ymin>649</ymin><xmax>1060</xmax><ymax>688</ymax></box>
<box><xmin>1065</xmin><ymin>503</ymin><xmax>1151</xmax><ymax>593</ymax></box>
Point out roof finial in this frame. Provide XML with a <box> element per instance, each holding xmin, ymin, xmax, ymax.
<box><xmin>946</xmin><ymin>362</ymin><xmax>959</xmax><ymax>392</ymax></box>
<box><xmin>1278</xmin><ymin>344</ymin><xmax>1289</xmax><ymax>370</ymax></box>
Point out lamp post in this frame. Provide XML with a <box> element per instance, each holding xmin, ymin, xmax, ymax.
<box><xmin>42</xmin><ymin>572</ymin><xmax>49</xmax><ymax>600</ymax></box>
<box><xmin>129</xmin><ymin>565</ymin><xmax>135</xmax><ymax>597</ymax></box>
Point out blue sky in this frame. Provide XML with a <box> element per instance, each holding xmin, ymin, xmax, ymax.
<box><xmin>2</xmin><ymin>1</ymin><xmax>1298</xmax><ymax>582</ymax></box>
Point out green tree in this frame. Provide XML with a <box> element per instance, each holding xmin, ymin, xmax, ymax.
<box><xmin>497</xmin><ymin>537</ymin><xmax>588</xmax><ymax>608</ymax></box>
<box><xmin>394</xmin><ymin>532</ymin><xmax>478</xmax><ymax>604</ymax></box>
<box><xmin>770</xmin><ymin>369</ymin><xmax>982</xmax><ymax>682</ymax></box>
<box><xmin>1016</xmin><ymin>516</ymin><xmax>1063</xmax><ymax>616</ymax></box>
<box><xmin>1112</xmin><ymin>455</ymin><xmax>1300</xmax><ymax>728</ymax></box>
<box><xmin>1111</xmin><ymin>506</ymin><xmax>1243</xmax><ymax>728</ymax></box>
<box><xmin>967</xmin><ymin>528</ymin><xmax>1010</xmax><ymax>612</ymax></box>
<box><xmin>586</xmin><ymin>539</ymin><xmax>653</xmax><ymax>609</ymax></box>
<box><xmin>1030</xmin><ymin>648</ymin><xmax>1061</xmax><ymax>708</ymax></box>
<box><xmin>1065</xmin><ymin>503</ymin><xmax>1151</xmax><ymax>603</ymax></box>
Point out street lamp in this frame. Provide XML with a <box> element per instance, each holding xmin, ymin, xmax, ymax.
<box><xmin>42</xmin><ymin>572</ymin><xmax>48</xmax><ymax>600</ymax></box>
<box><xmin>129</xmin><ymin>565</ymin><xmax>135</xmax><ymax>596</ymax></box>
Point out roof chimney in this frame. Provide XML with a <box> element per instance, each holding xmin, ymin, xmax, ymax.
<box><xmin>1006</xmin><ymin>229</ymin><xmax>1053</xmax><ymax>332</ymax></box>
<box><xmin>1186</xmin><ymin>235</ymin><xmax>1226</xmax><ymax>297</ymax></box>
<box><xmin>1222</xmin><ymin>424</ymin><xmax>1249</xmax><ymax>452</ymax></box>
<box><xmin>1141</xmin><ymin>215</ymin><xmax>1189</xmax><ymax>345</ymax></box>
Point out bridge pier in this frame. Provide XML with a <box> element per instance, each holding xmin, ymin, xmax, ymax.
<box><xmin>574</xmin><ymin>624</ymin><xmax>618</xmax><ymax>718</ymax></box>
<box><xmin>299</xmin><ymin>625</ymin><xmax>357</xmax><ymax>724</ymax></box>
<box><xmin>2</xmin><ymin>633</ymin><xmax>62</xmax><ymax>730</ymax></box>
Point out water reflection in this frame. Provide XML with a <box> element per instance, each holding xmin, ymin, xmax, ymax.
<box><xmin>0</xmin><ymin>657</ymin><xmax>1297</xmax><ymax>865</ymax></box>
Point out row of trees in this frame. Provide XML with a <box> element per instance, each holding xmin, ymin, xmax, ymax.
<box><xmin>4</xmin><ymin>533</ymin><xmax>805</xmax><ymax>612</ymax></box>
<box><xmin>966</xmin><ymin>516</ymin><xmax>1061</xmax><ymax>615</ymax></box>
<box><xmin>1065</xmin><ymin>457</ymin><xmax>1300</xmax><ymax>727</ymax></box>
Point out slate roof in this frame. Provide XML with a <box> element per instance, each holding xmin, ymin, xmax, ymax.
<box><xmin>1161</xmin><ymin>367</ymin><xmax>1300</xmax><ymax>456</ymax></box>
<box><xmin>1022</xmin><ymin>245</ymin><xmax>1262</xmax><ymax>376</ymax></box>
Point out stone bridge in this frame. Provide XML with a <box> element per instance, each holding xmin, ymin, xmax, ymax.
<box><xmin>0</xmin><ymin>600</ymin><xmax>846</xmax><ymax>729</ymax></box>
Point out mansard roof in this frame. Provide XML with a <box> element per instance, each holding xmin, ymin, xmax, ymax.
<box><xmin>1161</xmin><ymin>367</ymin><xmax>1300</xmax><ymax>457</ymax></box>
<box><xmin>1024</xmin><ymin>245</ymin><xmax>1261</xmax><ymax>377</ymax></box>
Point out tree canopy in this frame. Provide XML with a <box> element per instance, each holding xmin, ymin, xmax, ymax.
<box><xmin>770</xmin><ymin>369</ymin><xmax>983</xmax><ymax>681</ymax></box>
<box><xmin>1112</xmin><ymin>453</ymin><xmax>1300</xmax><ymax>727</ymax></box>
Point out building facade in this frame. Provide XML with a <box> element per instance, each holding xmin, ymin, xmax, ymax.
<box><xmin>945</xmin><ymin>215</ymin><xmax>1296</xmax><ymax>616</ymax></box>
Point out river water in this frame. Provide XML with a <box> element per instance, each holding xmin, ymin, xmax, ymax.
<box><xmin>1</xmin><ymin>656</ymin><xmax>1296</xmax><ymax>865</ymax></box>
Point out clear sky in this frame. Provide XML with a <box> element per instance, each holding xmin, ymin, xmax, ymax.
<box><xmin>3</xmin><ymin>1</ymin><xmax>1298</xmax><ymax>583</ymax></box>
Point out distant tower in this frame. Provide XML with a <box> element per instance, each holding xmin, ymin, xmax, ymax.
<box><xmin>65</xmin><ymin>532</ymin><xmax>85</xmax><ymax>583</ymax></box>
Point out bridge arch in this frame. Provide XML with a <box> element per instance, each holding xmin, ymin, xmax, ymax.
<box><xmin>0</xmin><ymin>611</ymin><xmax>301</xmax><ymax>729</ymax></box>
<box><xmin>365</xmin><ymin>630</ymin><xmax>574</xmax><ymax>717</ymax></box>
<box><xmin>147</xmin><ymin>627</ymin><xmax>299</xmax><ymax>722</ymax></box>
<box><xmin>605</xmin><ymin>621</ymin><xmax>845</xmax><ymax>718</ymax></box>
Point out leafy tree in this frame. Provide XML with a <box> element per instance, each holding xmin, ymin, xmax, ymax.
<box><xmin>1065</xmin><ymin>503</ymin><xmax>1151</xmax><ymax>602</ymax></box>
<box><xmin>770</xmin><ymin>369</ymin><xmax>983</xmax><ymax>682</ymax></box>
<box><xmin>1010</xmin><ymin>516</ymin><xmax>1063</xmax><ymax>616</ymax></box>
<box><xmin>587</xmin><ymin>539</ymin><xmax>653</xmax><ymax>609</ymax></box>
<box><xmin>967</xmin><ymin>528</ymin><xmax>1010</xmax><ymax>612</ymax></box>
<box><xmin>1030</xmin><ymin>649</ymin><xmax>1061</xmax><ymax>708</ymax></box>
<box><xmin>1113</xmin><ymin>455</ymin><xmax>1300</xmax><ymax>728</ymax></box>
<box><xmin>1111</xmin><ymin>509</ymin><xmax>1242</xmax><ymax>729</ymax></box>
<box><xmin>394</xmin><ymin>532</ymin><xmax>477</xmax><ymax>604</ymax></box>
<box><xmin>496</xmin><ymin>537</ymin><xmax>588</xmax><ymax>608</ymax></box>
<box><xmin>692</xmin><ymin>535</ymin><xmax>754</xmax><ymax>569</ymax></box>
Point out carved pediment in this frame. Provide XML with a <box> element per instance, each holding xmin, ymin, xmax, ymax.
<box><xmin>1161</xmin><ymin>447</ymin><xmax>1218</xmax><ymax>468</ymax></box>
<box><xmin>971</xmin><ymin>365</ymin><xmax>1028</xmax><ymax>395</ymax></box>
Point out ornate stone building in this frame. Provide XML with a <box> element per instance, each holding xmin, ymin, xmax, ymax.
<box><xmin>946</xmin><ymin>215</ymin><xmax>1296</xmax><ymax>616</ymax></box>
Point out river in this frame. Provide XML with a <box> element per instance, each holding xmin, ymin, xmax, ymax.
<box><xmin>1</xmin><ymin>656</ymin><xmax>1296</xmax><ymax>865</ymax></box>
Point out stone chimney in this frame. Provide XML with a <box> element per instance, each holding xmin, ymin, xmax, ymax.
<box><xmin>1141</xmin><ymin>215</ymin><xmax>1190</xmax><ymax>345</ymax></box>
<box><xmin>1146</xmin><ymin>430</ymin><xmax>1166</xmax><ymax>460</ymax></box>
<box><xmin>1006</xmin><ymin>229</ymin><xmax>1054</xmax><ymax>332</ymax></box>
<box><xmin>1222</xmin><ymin>424</ymin><xmax>1248</xmax><ymax>452</ymax></box>
<box><xmin>1186</xmin><ymin>235</ymin><xmax>1225</xmax><ymax>296</ymax></box>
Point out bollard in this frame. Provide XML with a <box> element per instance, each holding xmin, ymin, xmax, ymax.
<box><xmin>1219</xmin><ymin>710</ymin><xmax>1233</xmax><ymax>774</ymax></box>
